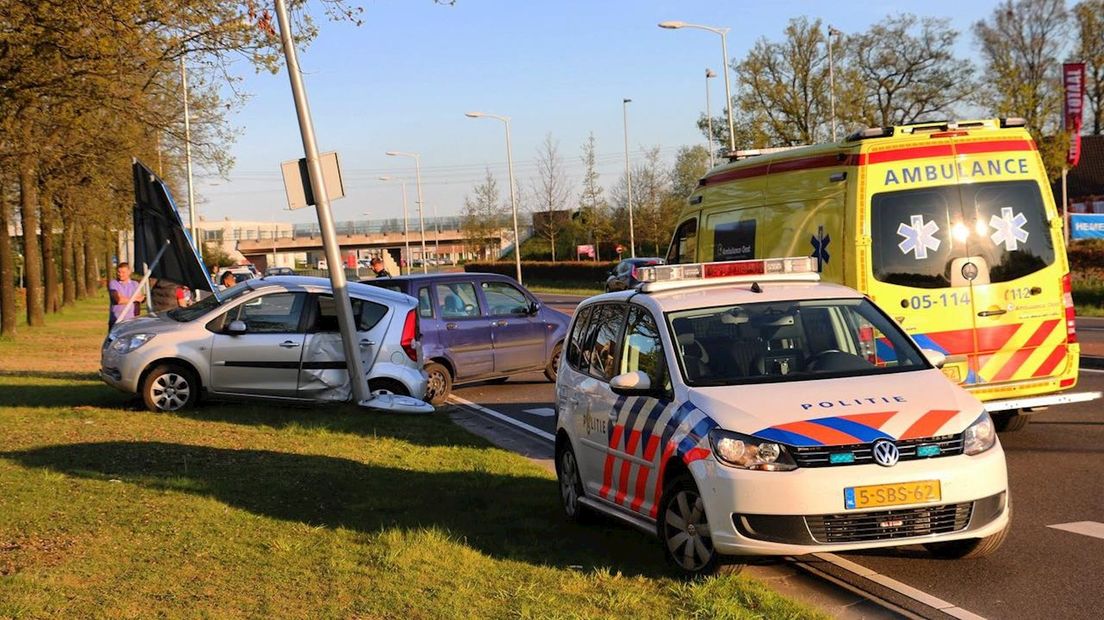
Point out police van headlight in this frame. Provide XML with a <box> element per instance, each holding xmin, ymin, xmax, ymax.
<box><xmin>963</xmin><ymin>411</ymin><xmax>997</xmax><ymax>455</ymax></box>
<box><xmin>709</xmin><ymin>429</ymin><xmax>797</xmax><ymax>471</ymax></box>
<box><xmin>110</xmin><ymin>333</ymin><xmax>155</xmax><ymax>354</ymax></box>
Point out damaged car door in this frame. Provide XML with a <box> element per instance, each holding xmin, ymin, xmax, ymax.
<box><xmin>297</xmin><ymin>293</ymin><xmax>390</xmax><ymax>401</ymax></box>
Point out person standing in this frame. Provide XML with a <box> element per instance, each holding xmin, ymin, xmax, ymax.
<box><xmin>369</xmin><ymin>257</ymin><xmax>391</xmax><ymax>278</ymax></box>
<box><xmin>108</xmin><ymin>262</ymin><xmax>144</xmax><ymax>328</ymax></box>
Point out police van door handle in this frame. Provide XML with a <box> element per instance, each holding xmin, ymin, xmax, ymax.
<box><xmin>977</xmin><ymin>309</ymin><xmax>1007</xmax><ymax>317</ymax></box>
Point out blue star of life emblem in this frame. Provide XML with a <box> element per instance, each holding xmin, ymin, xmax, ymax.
<box><xmin>897</xmin><ymin>215</ymin><xmax>941</xmax><ymax>260</ymax></box>
<box><xmin>989</xmin><ymin>207</ymin><xmax>1029</xmax><ymax>251</ymax></box>
<box><xmin>810</xmin><ymin>225</ymin><xmax>830</xmax><ymax>272</ymax></box>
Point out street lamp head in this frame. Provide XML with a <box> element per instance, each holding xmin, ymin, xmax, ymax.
<box><xmin>658</xmin><ymin>21</ymin><xmax>685</xmax><ymax>29</ymax></box>
<box><xmin>623</xmin><ymin>98</ymin><xmax>632</xmax><ymax>104</ymax></box>
<box><xmin>385</xmin><ymin>151</ymin><xmax>400</xmax><ymax>156</ymax></box>
<box><xmin>706</xmin><ymin>68</ymin><xmax>716</xmax><ymax>78</ymax></box>
<box><xmin>464</xmin><ymin>112</ymin><xmax>484</xmax><ymax>118</ymax></box>
<box><xmin>378</xmin><ymin>175</ymin><xmax>392</xmax><ymax>181</ymax></box>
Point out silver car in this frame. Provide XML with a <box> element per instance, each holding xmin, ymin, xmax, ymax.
<box><xmin>101</xmin><ymin>276</ymin><xmax>429</xmax><ymax>413</ymax></box>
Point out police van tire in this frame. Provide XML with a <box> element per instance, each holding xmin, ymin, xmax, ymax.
<box><xmin>142</xmin><ymin>363</ymin><xmax>199</xmax><ymax>413</ymax></box>
<box><xmin>556</xmin><ymin>442</ymin><xmax>592</xmax><ymax>523</ymax></box>
<box><xmin>423</xmin><ymin>362</ymin><xmax>452</xmax><ymax>407</ymax></box>
<box><xmin>659</xmin><ymin>474</ymin><xmax>741</xmax><ymax>577</ymax></box>
<box><xmin>544</xmin><ymin>342</ymin><xmax>563</xmax><ymax>382</ymax></box>
<box><xmin>924</xmin><ymin>499</ymin><xmax>1011</xmax><ymax>559</ymax></box>
<box><xmin>993</xmin><ymin>410</ymin><xmax>1030</xmax><ymax>432</ymax></box>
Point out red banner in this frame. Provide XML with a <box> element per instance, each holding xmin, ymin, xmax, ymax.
<box><xmin>1064</xmin><ymin>62</ymin><xmax>1086</xmax><ymax>167</ymax></box>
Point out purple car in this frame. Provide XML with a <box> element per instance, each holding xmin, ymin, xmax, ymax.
<box><xmin>362</xmin><ymin>272</ymin><xmax>570</xmax><ymax>405</ymax></box>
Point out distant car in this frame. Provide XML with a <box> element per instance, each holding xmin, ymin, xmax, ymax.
<box><xmin>605</xmin><ymin>257</ymin><xmax>665</xmax><ymax>292</ymax></box>
<box><xmin>362</xmin><ymin>272</ymin><xmax>571</xmax><ymax>406</ymax></box>
<box><xmin>265</xmin><ymin>267</ymin><xmax>296</xmax><ymax>277</ymax></box>
<box><xmin>101</xmin><ymin>277</ymin><xmax>431</xmax><ymax>413</ymax></box>
<box><xmin>228</xmin><ymin>267</ymin><xmax>255</xmax><ymax>284</ymax></box>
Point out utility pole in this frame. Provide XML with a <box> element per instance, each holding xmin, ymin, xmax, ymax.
<box><xmin>828</xmin><ymin>26</ymin><xmax>842</xmax><ymax>142</ymax></box>
<box><xmin>181</xmin><ymin>58</ymin><xmax>199</xmax><ymax>259</ymax></box>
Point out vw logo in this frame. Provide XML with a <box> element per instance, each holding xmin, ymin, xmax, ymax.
<box><xmin>872</xmin><ymin>439</ymin><xmax>900</xmax><ymax>467</ymax></box>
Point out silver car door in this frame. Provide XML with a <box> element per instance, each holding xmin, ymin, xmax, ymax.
<box><xmin>209</xmin><ymin>292</ymin><xmax>307</xmax><ymax>397</ymax></box>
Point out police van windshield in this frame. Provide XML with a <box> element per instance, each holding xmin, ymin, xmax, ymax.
<box><xmin>668</xmin><ymin>298</ymin><xmax>927</xmax><ymax>386</ymax></box>
<box><xmin>871</xmin><ymin>180</ymin><xmax>1054</xmax><ymax>289</ymax></box>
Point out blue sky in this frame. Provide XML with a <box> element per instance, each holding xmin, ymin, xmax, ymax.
<box><xmin>196</xmin><ymin>0</ymin><xmax>998</xmax><ymax>225</ymax></box>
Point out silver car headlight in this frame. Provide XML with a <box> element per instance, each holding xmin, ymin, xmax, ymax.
<box><xmin>110</xmin><ymin>333</ymin><xmax>156</xmax><ymax>354</ymax></box>
<box><xmin>963</xmin><ymin>411</ymin><xmax>997</xmax><ymax>455</ymax></box>
<box><xmin>709</xmin><ymin>429</ymin><xmax>798</xmax><ymax>471</ymax></box>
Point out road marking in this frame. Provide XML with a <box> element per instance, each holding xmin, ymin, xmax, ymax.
<box><xmin>1047</xmin><ymin>521</ymin><xmax>1104</xmax><ymax>540</ymax></box>
<box><xmin>1080</xmin><ymin>367</ymin><xmax>1104</xmax><ymax>374</ymax></box>
<box><xmin>448</xmin><ymin>395</ymin><xmax>555</xmax><ymax>442</ymax></box>
<box><xmin>523</xmin><ymin>407</ymin><xmax>556</xmax><ymax>417</ymax></box>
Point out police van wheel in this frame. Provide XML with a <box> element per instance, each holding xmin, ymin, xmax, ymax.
<box><xmin>142</xmin><ymin>363</ymin><xmax>198</xmax><ymax>413</ymax></box>
<box><xmin>659</xmin><ymin>474</ymin><xmax>739</xmax><ymax>577</ymax></box>
<box><xmin>993</xmin><ymin>410</ymin><xmax>1030</xmax><ymax>432</ymax></box>
<box><xmin>556</xmin><ymin>443</ymin><xmax>592</xmax><ymax>523</ymax></box>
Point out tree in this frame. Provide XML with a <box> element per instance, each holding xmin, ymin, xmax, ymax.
<box><xmin>460</xmin><ymin>169</ymin><xmax>506</xmax><ymax>261</ymax></box>
<box><xmin>576</xmin><ymin>133</ymin><xmax>613</xmax><ymax>261</ymax></box>
<box><xmin>613</xmin><ymin>147</ymin><xmax>671</xmax><ymax>256</ymax></box>
<box><xmin>735</xmin><ymin>16</ymin><xmax>830</xmax><ymax>146</ymax></box>
<box><xmin>1074</xmin><ymin>1</ymin><xmax>1104</xmax><ymax>134</ymax></box>
<box><xmin>974</xmin><ymin>0</ymin><xmax>1070</xmax><ymax>177</ymax></box>
<box><xmin>846</xmin><ymin>15</ymin><xmax>975</xmax><ymax>127</ymax></box>
<box><xmin>527</xmin><ymin>134</ymin><xmax>572</xmax><ymax>261</ymax></box>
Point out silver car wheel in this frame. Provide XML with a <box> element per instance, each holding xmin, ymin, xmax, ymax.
<box><xmin>664</xmin><ymin>487</ymin><xmax>713</xmax><ymax>572</ymax></box>
<box><xmin>150</xmin><ymin>372</ymin><xmax>191</xmax><ymax>412</ymax></box>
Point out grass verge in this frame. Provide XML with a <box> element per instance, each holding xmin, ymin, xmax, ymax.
<box><xmin>0</xmin><ymin>297</ymin><xmax>823</xmax><ymax>619</ymax></box>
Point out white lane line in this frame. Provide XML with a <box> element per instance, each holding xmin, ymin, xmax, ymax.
<box><xmin>448</xmin><ymin>395</ymin><xmax>555</xmax><ymax>442</ymax></box>
<box><xmin>523</xmin><ymin>407</ymin><xmax>556</xmax><ymax>417</ymax></box>
<box><xmin>812</xmin><ymin>553</ymin><xmax>987</xmax><ymax>619</ymax></box>
<box><xmin>1080</xmin><ymin>367</ymin><xmax>1104</xmax><ymax>374</ymax></box>
<box><xmin>1047</xmin><ymin>521</ymin><xmax>1104</xmax><ymax>540</ymax></box>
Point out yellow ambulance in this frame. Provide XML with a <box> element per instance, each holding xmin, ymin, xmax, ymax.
<box><xmin>665</xmin><ymin>118</ymin><xmax>1100</xmax><ymax>431</ymax></box>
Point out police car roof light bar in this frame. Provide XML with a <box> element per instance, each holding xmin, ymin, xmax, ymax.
<box><xmin>637</xmin><ymin>257</ymin><xmax>818</xmax><ymax>293</ymax></box>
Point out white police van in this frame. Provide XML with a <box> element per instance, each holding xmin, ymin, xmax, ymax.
<box><xmin>554</xmin><ymin>257</ymin><xmax>1010</xmax><ymax>575</ymax></box>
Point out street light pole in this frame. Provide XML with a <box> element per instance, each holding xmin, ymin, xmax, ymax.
<box><xmin>659</xmin><ymin>21</ymin><xmax>736</xmax><ymax>154</ymax></box>
<box><xmin>180</xmin><ymin>58</ymin><xmax>199</xmax><ymax>258</ymax></box>
<box><xmin>705</xmin><ymin>68</ymin><xmax>716</xmax><ymax>167</ymax></box>
<box><xmin>274</xmin><ymin>0</ymin><xmax>369</xmax><ymax>405</ymax></box>
<box><xmin>385</xmin><ymin>151</ymin><xmax>428</xmax><ymax>273</ymax></box>
<box><xmin>828</xmin><ymin>26</ymin><xmax>842</xmax><ymax>142</ymax></box>
<box><xmin>465</xmin><ymin>112</ymin><xmax>523</xmax><ymax>285</ymax></box>
<box><xmin>622</xmin><ymin>98</ymin><xmax>636</xmax><ymax>258</ymax></box>
<box><xmin>379</xmin><ymin>176</ymin><xmax>411</xmax><ymax>275</ymax></box>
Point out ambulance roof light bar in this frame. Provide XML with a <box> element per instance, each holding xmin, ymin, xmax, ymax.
<box><xmin>636</xmin><ymin>257</ymin><xmax>819</xmax><ymax>293</ymax></box>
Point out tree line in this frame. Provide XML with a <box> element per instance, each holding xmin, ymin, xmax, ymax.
<box><xmin>0</xmin><ymin>1</ymin><xmax>339</xmax><ymax>338</ymax></box>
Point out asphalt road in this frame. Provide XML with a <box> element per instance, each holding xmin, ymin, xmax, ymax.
<box><xmin>453</xmin><ymin>295</ymin><xmax>1104</xmax><ymax>619</ymax></box>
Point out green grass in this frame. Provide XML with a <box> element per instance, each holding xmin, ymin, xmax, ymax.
<box><xmin>0</xmin><ymin>298</ymin><xmax>823</xmax><ymax>619</ymax></box>
<box><xmin>528</xmin><ymin>284</ymin><xmax>604</xmax><ymax>297</ymax></box>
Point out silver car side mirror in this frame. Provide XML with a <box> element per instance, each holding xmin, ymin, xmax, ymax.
<box><xmin>227</xmin><ymin>320</ymin><xmax>248</xmax><ymax>335</ymax></box>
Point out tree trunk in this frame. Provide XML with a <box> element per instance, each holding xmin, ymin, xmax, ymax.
<box><xmin>61</xmin><ymin>211</ymin><xmax>75</xmax><ymax>306</ymax></box>
<box><xmin>19</xmin><ymin>157</ymin><xmax>44</xmax><ymax>327</ymax></box>
<box><xmin>0</xmin><ymin>176</ymin><xmax>16</xmax><ymax>337</ymax></box>
<box><xmin>83</xmin><ymin>227</ymin><xmax>98</xmax><ymax>293</ymax></box>
<box><xmin>40</xmin><ymin>191</ymin><xmax>59</xmax><ymax>313</ymax></box>
<box><xmin>74</xmin><ymin>221</ymin><xmax>87</xmax><ymax>299</ymax></box>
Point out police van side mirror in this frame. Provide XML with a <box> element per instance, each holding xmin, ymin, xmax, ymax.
<box><xmin>922</xmin><ymin>348</ymin><xmax>946</xmax><ymax>369</ymax></box>
<box><xmin>610</xmin><ymin>371</ymin><xmax>654</xmax><ymax>396</ymax></box>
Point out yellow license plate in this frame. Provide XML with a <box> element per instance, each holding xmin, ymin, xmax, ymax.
<box><xmin>941</xmin><ymin>365</ymin><xmax>962</xmax><ymax>383</ymax></box>
<box><xmin>844</xmin><ymin>480</ymin><xmax>941</xmax><ymax>510</ymax></box>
